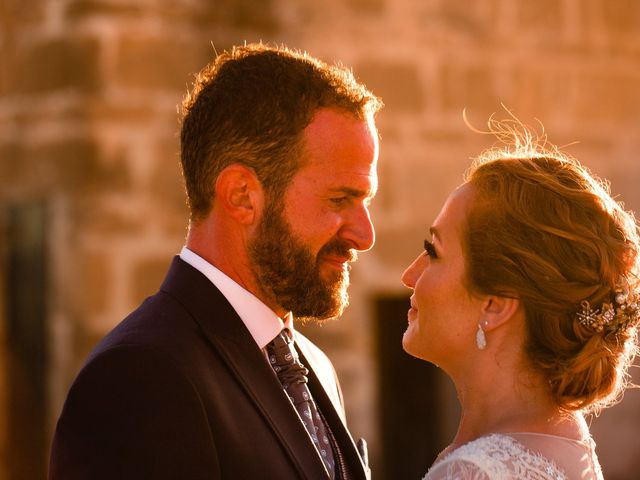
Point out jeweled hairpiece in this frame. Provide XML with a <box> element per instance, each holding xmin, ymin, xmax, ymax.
<box><xmin>576</xmin><ymin>288</ymin><xmax>640</xmax><ymax>333</ymax></box>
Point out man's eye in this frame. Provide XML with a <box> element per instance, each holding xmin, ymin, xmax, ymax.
<box><xmin>330</xmin><ymin>197</ymin><xmax>348</xmax><ymax>206</ymax></box>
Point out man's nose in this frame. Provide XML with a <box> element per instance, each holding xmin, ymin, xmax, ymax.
<box><xmin>339</xmin><ymin>205</ymin><xmax>375</xmax><ymax>252</ymax></box>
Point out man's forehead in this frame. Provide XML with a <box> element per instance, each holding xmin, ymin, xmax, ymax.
<box><xmin>302</xmin><ymin>110</ymin><xmax>377</xmax><ymax>151</ymax></box>
<box><xmin>309</xmin><ymin>161</ymin><xmax>378</xmax><ymax>189</ymax></box>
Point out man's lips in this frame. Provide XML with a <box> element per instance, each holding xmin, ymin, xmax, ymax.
<box><xmin>322</xmin><ymin>255</ymin><xmax>351</xmax><ymax>269</ymax></box>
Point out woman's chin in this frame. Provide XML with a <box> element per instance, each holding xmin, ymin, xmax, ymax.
<box><xmin>403</xmin><ymin>329</ymin><xmax>440</xmax><ymax>366</ymax></box>
<box><xmin>402</xmin><ymin>330</ymin><xmax>424</xmax><ymax>359</ymax></box>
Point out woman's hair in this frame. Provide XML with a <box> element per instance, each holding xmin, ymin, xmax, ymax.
<box><xmin>463</xmin><ymin>115</ymin><xmax>640</xmax><ymax>412</ymax></box>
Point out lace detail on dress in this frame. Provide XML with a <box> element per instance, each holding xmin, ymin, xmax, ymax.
<box><xmin>424</xmin><ymin>434</ymin><xmax>567</xmax><ymax>480</ymax></box>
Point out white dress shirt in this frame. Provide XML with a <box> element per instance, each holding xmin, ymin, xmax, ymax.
<box><xmin>179</xmin><ymin>246</ymin><xmax>293</xmax><ymax>350</ymax></box>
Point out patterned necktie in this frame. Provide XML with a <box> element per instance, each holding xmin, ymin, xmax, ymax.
<box><xmin>267</xmin><ymin>330</ymin><xmax>336</xmax><ymax>479</ymax></box>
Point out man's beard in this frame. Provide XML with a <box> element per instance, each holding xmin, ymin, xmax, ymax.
<box><xmin>249</xmin><ymin>199</ymin><xmax>356</xmax><ymax>321</ymax></box>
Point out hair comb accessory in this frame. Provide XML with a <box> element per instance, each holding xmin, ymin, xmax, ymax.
<box><xmin>576</xmin><ymin>287</ymin><xmax>640</xmax><ymax>334</ymax></box>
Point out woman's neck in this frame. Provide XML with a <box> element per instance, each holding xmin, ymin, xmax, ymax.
<box><xmin>448</xmin><ymin>364</ymin><xmax>587</xmax><ymax>449</ymax></box>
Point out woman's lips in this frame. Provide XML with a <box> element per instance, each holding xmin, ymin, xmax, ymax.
<box><xmin>407</xmin><ymin>298</ymin><xmax>417</xmax><ymax>322</ymax></box>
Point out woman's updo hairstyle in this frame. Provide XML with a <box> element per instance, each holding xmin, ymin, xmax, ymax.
<box><xmin>463</xmin><ymin>114</ymin><xmax>640</xmax><ymax>412</ymax></box>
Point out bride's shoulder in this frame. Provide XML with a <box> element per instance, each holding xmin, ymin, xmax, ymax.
<box><xmin>423</xmin><ymin>434</ymin><xmax>567</xmax><ymax>480</ymax></box>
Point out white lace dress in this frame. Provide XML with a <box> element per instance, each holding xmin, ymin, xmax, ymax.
<box><xmin>424</xmin><ymin>432</ymin><xmax>604</xmax><ymax>480</ymax></box>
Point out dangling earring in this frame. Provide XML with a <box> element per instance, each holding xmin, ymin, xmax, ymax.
<box><xmin>476</xmin><ymin>321</ymin><xmax>487</xmax><ymax>350</ymax></box>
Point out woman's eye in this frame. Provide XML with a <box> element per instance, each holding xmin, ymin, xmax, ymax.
<box><xmin>423</xmin><ymin>239</ymin><xmax>438</xmax><ymax>258</ymax></box>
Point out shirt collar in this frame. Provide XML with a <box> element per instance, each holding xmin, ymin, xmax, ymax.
<box><xmin>179</xmin><ymin>246</ymin><xmax>294</xmax><ymax>349</ymax></box>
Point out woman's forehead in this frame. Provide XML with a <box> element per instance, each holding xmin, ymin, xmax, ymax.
<box><xmin>433</xmin><ymin>184</ymin><xmax>475</xmax><ymax>237</ymax></box>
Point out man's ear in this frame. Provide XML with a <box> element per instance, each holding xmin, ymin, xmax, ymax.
<box><xmin>214</xmin><ymin>164</ymin><xmax>264</xmax><ymax>225</ymax></box>
<box><xmin>481</xmin><ymin>295</ymin><xmax>520</xmax><ymax>332</ymax></box>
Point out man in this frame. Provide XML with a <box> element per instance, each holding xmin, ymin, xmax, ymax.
<box><xmin>49</xmin><ymin>43</ymin><xmax>382</xmax><ymax>479</ymax></box>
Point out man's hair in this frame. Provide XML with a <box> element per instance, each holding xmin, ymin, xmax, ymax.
<box><xmin>180</xmin><ymin>43</ymin><xmax>382</xmax><ymax>221</ymax></box>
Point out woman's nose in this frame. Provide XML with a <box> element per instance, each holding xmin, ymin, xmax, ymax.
<box><xmin>401</xmin><ymin>255</ymin><xmax>424</xmax><ymax>289</ymax></box>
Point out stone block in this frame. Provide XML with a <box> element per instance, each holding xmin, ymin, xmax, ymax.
<box><xmin>75</xmin><ymin>251</ymin><xmax>110</xmax><ymax>315</ymax></box>
<box><xmin>510</xmin><ymin>66</ymin><xmax>574</xmax><ymax>119</ymax></box>
<box><xmin>417</xmin><ymin>0</ymin><xmax>496</xmax><ymax>41</ymax></box>
<box><xmin>146</xmin><ymin>136</ymin><xmax>189</xmax><ymax>235</ymax></box>
<box><xmin>346</xmin><ymin>0</ymin><xmax>385</xmax><ymax>15</ymax></box>
<box><xmin>516</xmin><ymin>0</ymin><xmax>564</xmax><ymax>33</ymax></box>
<box><xmin>39</xmin><ymin>138</ymin><xmax>101</xmax><ymax>186</ymax></box>
<box><xmin>27</xmin><ymin>138</ymin><xmax>130</xmax><ymax>193</ymax></box>
<box><xmin>441</xmin><ymin>62</ymin><xmax>503</xmax><ymax>116</ymax></box>
<box><xmin>132</xmin><ymin>256</ymin><xmax>172</xmax><ymax>304</ymax></box>
<box><xmin>12</xmin><ymin>37</ymin><xmax>100</xmax><ymax>93</ymax></box>
<box><xmin>297</xmin><ymin>321</ymin><xmax>354</xmax><ymax>351</ymax></box>
<box><xmin>84</xmin><ymin>98</ymin><xmax>160</xmax><ymax>124</ymax></box>
<box><xmin>600</xmin><ymin>0</ymin><xmax>640</xmax><ymax>36</ymax></box>
<box><xmin>0</xmin><ymin>47</ymin><xmax>14</xmax><ymax>97</ymax></box>
<box><xmin>73</xmin><ymin>197</ymin><xmax>144</xmax><ymax>237</ymax></box>
<box><xmin>0</xmin><ymin>137</ymin><xmax>130</xmax><ymax>197</ymax></box>
<box><xmin>114</xmin><ymin>36</ymin><xmax>211</xmax><ymax>91</ymax></box>
<box><xmin>356</xmin><ymin>61</ymin><xmax>425</xmax><ymax>113</ymax></box>
<box><xmin>71</xmin><ymin>320</ymin><xmax>104</xmax><ymax>373</ymax></box>
<box><xmin>0</xmin><ymin>0</ymin><xmax>47</xmax><ymax>45</ymax></box>
<box><xmin>149</xmin><ymin>140</ymin><xmax>189</xmax><ymax>220</ymax></box>
<box><xmin>65</xmin><ymin>0</ymin><xmax>144</xmax><ymax>20</ymax></box>
<box><xmin>0</xmin><ymin>143</ymin><xmax>24</xmax><ymax>187</ymax></box>
<box><xmin>574</xmin><ymin>71</ymin><xmax>640</xmax><ymax>123</ymax></box>
<box><xmin>67</xmin><ymin>0</ymin><xmax>280</xmax><ymax>33</ymax></box>
<box><xmin>375</xmin><ymin>226</ymin><xmax>435</xmax><ymax>269</ymax></box>
<box><xmin>193</xmin><ymin>0</ymin><xmax>280</xmax><ymax>33</ymax></box>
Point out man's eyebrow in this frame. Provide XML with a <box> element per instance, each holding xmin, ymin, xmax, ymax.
<box><xmin>328</xmin><ymin>187</ymin><xmax>376</xmax><ymax>198</ymax></box>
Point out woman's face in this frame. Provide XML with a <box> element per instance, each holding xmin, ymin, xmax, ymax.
<box><xmin>401</xmin><ymin>183</ymin><xmax>484</xmax><ymax>368</ymax></box>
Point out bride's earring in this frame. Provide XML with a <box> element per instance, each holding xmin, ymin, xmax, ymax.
<box><xmin>476</xmin><ymin>321</ymin><xmax>488</xmax><ymax>350</ymax></box>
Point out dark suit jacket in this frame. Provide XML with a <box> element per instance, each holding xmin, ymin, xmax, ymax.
<box><xmin>49</xmin><ymin>257</ymin><xmax>370</xmax><ymax>479</ymax></box>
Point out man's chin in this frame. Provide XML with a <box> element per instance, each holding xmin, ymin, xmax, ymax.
<box><xmin>297</xmin><ymin>306</ymin><xmax>344</xmax><ymax>324</ymax></box>
<box><xmin>292</xmin><ymin>289</ymin><xmax>349</xmax><ymax>322</ymax></box>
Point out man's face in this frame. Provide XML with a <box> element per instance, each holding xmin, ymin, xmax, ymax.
<box><xmin>249</xmin><ymin>108</ymin><xmax>379</xmax><ymax>320</ymax></box>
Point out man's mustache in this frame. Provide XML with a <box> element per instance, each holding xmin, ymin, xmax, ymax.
<box><xmin>318</xmin><ymin>239</ymin><xmax>358</xmax><ymax>264</ymax></box>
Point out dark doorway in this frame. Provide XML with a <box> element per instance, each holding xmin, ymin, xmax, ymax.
<box><xmin>374</xmin><ymin>295</ymin><xmax>457</xmax><ymax>480</ymax></box>
<box><xmin>3</xmin><ymin>202</ymin><xmax>48</xmax><ymax>480</ymax></box>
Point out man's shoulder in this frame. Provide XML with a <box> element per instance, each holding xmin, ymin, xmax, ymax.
<box><xmin>91</xmin><ymin>256</ymin><xmax>235</xmax><ymax>356</ymax></box>
<box><xmin>110</xmin><ymin>289</ymin><xmax>190</xmax><ymax>336</ymax></box>
<box><xmin>84</xmin><ymin>291</ymin><xmax>191</xmax><ymax>361</ymax></box>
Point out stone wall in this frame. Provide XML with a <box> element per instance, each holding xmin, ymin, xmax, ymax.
<box><xmin>1</xmin><ymin>0</ymin><xmax>639</xmax><ymax>478</ymax></box>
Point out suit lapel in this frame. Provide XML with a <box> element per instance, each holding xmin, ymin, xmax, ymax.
<box><xmin>297</xmin><ymin>343</ymin><xmax>369</xmax><ymax>480</ymax></box>
<box><xmin>212</xmin><ymin>336</ymin><xmax>330</xmax><ymax>478</ymax></box>
<box><xmin>160</xmin><ymin>257</ymin><xmax>328</xmax><ymax>479</ymax></box>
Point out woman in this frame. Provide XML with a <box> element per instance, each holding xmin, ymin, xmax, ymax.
<box><xmin>402</xmin><ymin>117</ymin><xmax>640</xmax><ymax>479</ymax></box>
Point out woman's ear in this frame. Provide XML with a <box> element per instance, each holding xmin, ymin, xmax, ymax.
<box><xmin>481</xmin><ymin>295</ymin><xmax>520</xmax><ymax>332</ymax></box>
<box><xmin>214</xmin><ymin>164</ymin><xmax>264</xmax><ymax>225</ymax></box>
